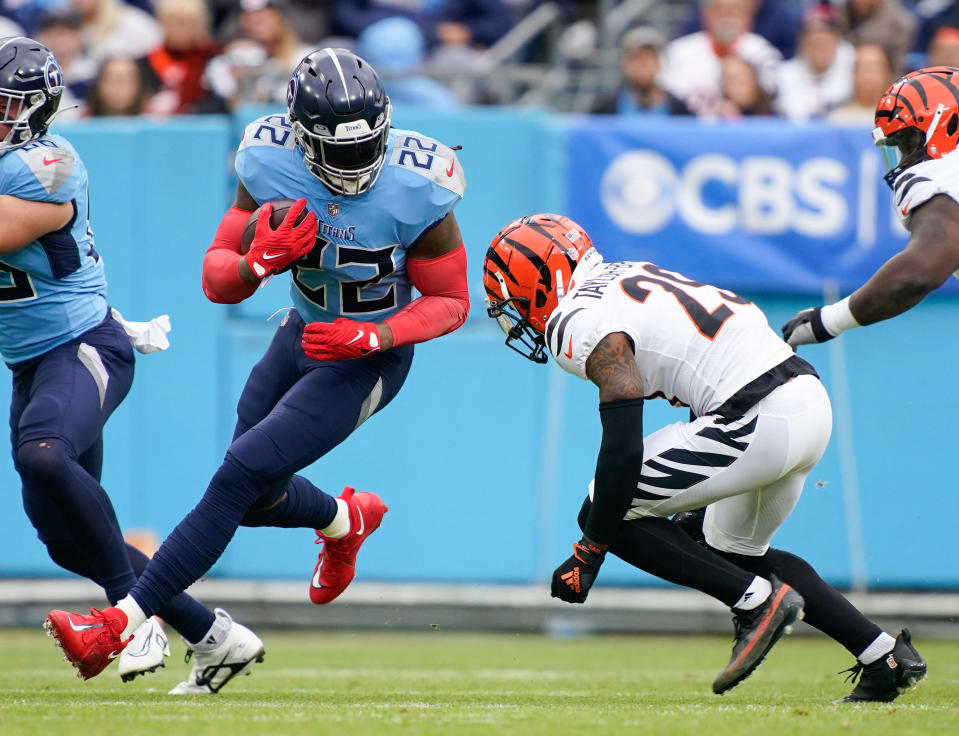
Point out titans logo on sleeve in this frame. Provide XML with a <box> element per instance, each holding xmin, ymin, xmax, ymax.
<box><xmin>236</xmin><ymin>114</ymin><xmax>465</xmax><ymax>324</ymax></box>
<box><xmin>0</xmin><ymin>134</ymin><xmax>106</xmax><ymax>363</ymax></box>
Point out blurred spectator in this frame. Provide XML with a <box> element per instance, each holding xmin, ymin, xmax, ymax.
<box><xmin>356</xmin><ymin>17</ymin><xmax>459</xmax><ymax>110</ymax></box>
<box><xmin>915</xmin><ymin>1</ymin><xmax>959</xmax><ymax>59</ymax></box>
<box><xmin>680</xmin><ymin>0</ymin><xmax>802</xmax><ymax>59</ymax></box>
<box><xmin>204</xmin><ymin>0</ymin><xmax>311</xmax><ymax>107</ymax></box>
<box><xmin>330</xmin><ymin>0</ymin><xmax>514</xmax><ymax>51</ymax></box>
<box><xmin>211</xmin><ymin>0</ymin><xmax>330</xmax><ymax>45</ymax></box>
<box><xmin>663</xmin><ymin>0</ymin><xmax>781</xmax><ymax>117</ymax></box>
<box><xmin>828</xmin><ymin>42</ymin><xmax>896</xmax><ymax>123</ymax></box>
<box><xmin>927</xmin><ymin>25</ymin><xmax>959</xmax><ymax>67</ymax></box>
<box><xmin>591</xmin><ymin>27</ymin><xmax>689</xmax><ymax>115</ymax></box>
<box><xmin>34</xmin><ymin>9</ymin><xmax>96</xmax><ymax>119</ymax></box>
<box><xmin>0</xmin><ymin>7</ymin><xmax>22</xmax><ymax>37</ymax></box>
<box><xmin>835</xmin><ymin>0</ymin><xmax>916</xmax><ymax>75</ymax></box>
<box><xmin>775</xmin><ymin>4</ymin><xmax>855</xmax><ymax>122</ymax></box>
<box><xmin>145</xmin><ymin>0</ymin><xmax>225</xmax><ymax>114</ymax></box>
<box><xmin>87</xmin><ymin>56</ymin><xmax>155</xmax><ymax>116</ymax></box>
<box><xmin>69</xmin><ymin>0</ymin><xmax>163</xmax><ymax>61</ymax></box>
<box><xmin>207</xmin><ymin>0</ymin><xmax>314</xmax><ymax>107</ymax></box>
<box><xmin>714</xmin><ymin>54</ymin><xmax>775</xmax><ymax>117</ymax></box>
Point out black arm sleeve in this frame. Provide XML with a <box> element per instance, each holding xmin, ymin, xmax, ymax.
<box><xmin>583</xmin><ymin>398</ymin><xmax>644</xmax><ymax>545</ymax></box>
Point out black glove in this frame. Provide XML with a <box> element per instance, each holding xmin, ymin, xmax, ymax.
<box><xmin>551</xmin><ymin>538</ymin><xmax>605</xmax><ymax>603</ymax></box>
<box><xmin>781</xmin><ymin>307</ymin><xmax>835</xmax><ymax>348</ymax></box>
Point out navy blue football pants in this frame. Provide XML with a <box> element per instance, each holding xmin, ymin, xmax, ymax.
<box><xmin>11</xmin><ymin>314</ymin><xmax>213</xmax><ymax>643</ymax></box>
<box><xmin>128</xmin><ymin>310</ymin><xmax>413</xmax><ymax>617</ymax></box>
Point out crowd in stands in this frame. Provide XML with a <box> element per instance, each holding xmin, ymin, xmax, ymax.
<box><xmin>603</xmin><ymin>0</ymin><xmax>958</xmax><ymax>122</ymax></box>
<box><xmin>0</xmin><ymin>0</ymin><xmax>956</xmax><ymax>119</ymax></box>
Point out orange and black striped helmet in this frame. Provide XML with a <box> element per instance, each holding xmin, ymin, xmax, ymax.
<box><xmin>483</xmin><ymin>213</ymin><xmax>597</xmax><ymax>363</ymax></box>
<box><xmin>873</xmin><ymin>66</ymin><xmax>959</xmax><ymax>183</ymax></box>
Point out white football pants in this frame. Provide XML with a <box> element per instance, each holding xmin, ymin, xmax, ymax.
<box><xmin>608</xmin><ymin>375</ymin><xmax>833</xmax><ymax>556</ymax></box>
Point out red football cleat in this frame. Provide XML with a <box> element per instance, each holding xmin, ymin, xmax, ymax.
<box><xmin>310</xmin><ymin>486</ymin><xmax>388</xmax><ymax>604</ymax></box>
<box><xmin>44</xmin><ymin>607</ymin><xmax>131</xmax><ymax>680</ymax></box>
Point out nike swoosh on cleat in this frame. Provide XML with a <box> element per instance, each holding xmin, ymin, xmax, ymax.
<box><xmin>311</xmin><ymin>563</ymin><xmax>324</xmax><ymax>589</ymax></box>
<box><xmin>356</xmin><ymin>509</ymin><xmax>365</xmax><ymax>537</ymax></box>
<box><xmin>107</xmin><ymin>650</ymin><xmax>122</xmax><ymax>659</ymax></box>
<box><xmin>68</xmin><ymin>616</ymin><xmax>103</xmax><ymax>632</ymax></box>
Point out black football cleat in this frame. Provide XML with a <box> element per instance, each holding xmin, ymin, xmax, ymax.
<box><xmin>837</xmin><ymin>629</ymin><xmax>927</xmax><ymax>703</ymax></box>
<box><xmin>712</xmin><ymin>575</ymin><xmax>804</xmax><ymax>695</ymax></box>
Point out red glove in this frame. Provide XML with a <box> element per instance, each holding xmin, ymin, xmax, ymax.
<box><xmin>302</xmin><ymin>318</ymin><xmax>381</xmax><ymax>361</ymax></box>
<box><xmin>245</xmin><ymin>199</ymin><xmax>316</xmax><ymax>278</ymax></box>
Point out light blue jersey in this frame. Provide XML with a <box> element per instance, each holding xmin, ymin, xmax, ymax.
<box><xmin>235</xmin><ymin>114</ymin><xmax>466</xmax><ymax>323</ymax></box>
<box><xmin>0</xmin><ymin>134</ymin><xmax>106</xmax><ymax>364</ymax></box>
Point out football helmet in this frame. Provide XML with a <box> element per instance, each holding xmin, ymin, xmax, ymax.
<box><xmin>287</xmin><ymin>48</ymin><xmax>391</xmax><ymax>196</ymax></box>
<box><xmin>0</xmin><ymin>36</ymin><xmax>63</xmax><ymax>156</ymax></box>
<box><xmin>873</xmin><ymin>66</ymin><xmax>959</xmax><ymax>188</ymax></box>
<box><xmin>483</xmin><ymin>213</ymin><xmax>601</xmax><ymax>363</ymax></box>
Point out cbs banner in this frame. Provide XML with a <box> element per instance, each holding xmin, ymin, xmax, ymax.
<box><xmin>564</xmin><ymin>117</ymin><xmax>934</xmax><ymax>295</ymax></box>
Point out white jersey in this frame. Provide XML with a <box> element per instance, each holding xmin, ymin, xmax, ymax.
<box><xmin>890</xmin><ymin>148</ymin><xmax>959</xmax><ymax>231</ymax></box>
<box><xmin>546</xmin><ymin>260</ymin><xmax>794</xmax><ymax>418</ymax></box>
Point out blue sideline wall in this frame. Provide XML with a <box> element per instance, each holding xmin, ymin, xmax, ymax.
<box><xmin>0</xmin><ymin>112</ymin><xmax>954</xmax><ymax>589</ymax></box>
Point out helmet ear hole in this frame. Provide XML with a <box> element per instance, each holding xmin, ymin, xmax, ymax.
<box><xmin>948</xmin><ymin>113</ymin><xmax>958</xmax><ymax>137</ymax></box>
<box><xmin>535</xmin><ymin>290</ymin><xmax>546</xmax><ymax>308</ymax></box>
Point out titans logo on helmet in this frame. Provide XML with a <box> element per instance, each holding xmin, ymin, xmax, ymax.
<box><xmin>43</xmin><ymin>56</ymin><xmax>63</xmax><ymax>94</ymax></box>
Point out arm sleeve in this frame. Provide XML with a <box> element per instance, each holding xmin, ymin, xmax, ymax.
<box><xmin>584</xmin><ymin>398</ymin><xmax>645</xmax><ymax>545</ymax></box>
<box><xmin>384</xmin><ymin>244</ymin><xmax>470</xmax><ymax>346</ymax></box>
<box><xmin>201</xmin><ymin>206</ymin><xmax>257</xmax><ymax>304</ymax></box>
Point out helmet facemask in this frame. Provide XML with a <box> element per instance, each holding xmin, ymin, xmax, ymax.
<box><xmin>291</xmin><ymin>102</ymin><xmax>391</xmax><ymax>196</ymax></box>
<box><xmin>0</xmin><ymin>86</ymin><xmax>55</xmax><ymax>155</ymax></box>
<box><xmin>485</xmin><ymin>270</ymin><xmax>552</xmax><ymax>364</ymax></box>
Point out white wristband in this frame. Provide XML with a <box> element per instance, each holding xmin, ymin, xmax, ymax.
<box><xmin>820</xmin><ymin>296</ymin><xmax>861</xmax><ymax>337</ymax></box>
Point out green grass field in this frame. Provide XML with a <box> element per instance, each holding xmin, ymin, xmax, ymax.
<box><xmin>1</xmin><ymin>628</ymin><xmax>957</xmax><ymax>736</ymax></box>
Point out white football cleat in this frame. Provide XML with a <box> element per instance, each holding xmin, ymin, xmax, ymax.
<box><xmin>118</xmin><ymin>616</ymin><xmax>171</xmax><ymax>682</ymax></box>
<box><xmin>168</xmin><ymin>608</ymin><xmax>265</xmax><ymax>695</ymax></box>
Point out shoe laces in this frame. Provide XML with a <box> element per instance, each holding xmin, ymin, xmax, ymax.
<box><xmin>88</xmin><ymin>607</ymin><xmax>125</xmax><ymax>645</ymax></box>
<box><xmin>731</xmin><ymin>607</ymin><xmax>761</xmax><ymax>641</ymax></box>
<box><xmin>839</xmin><ymin>662</ymin><xmax>864</xmax><ymax>684</ymax></box>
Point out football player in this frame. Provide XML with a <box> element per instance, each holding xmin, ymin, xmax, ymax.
<box><xmin>783</xmin><ymin>66</ymin><xmax>959</xmax><ymax>346</ymax></box>
<box><xmin>45</xmin><ymin>48</ymin><xmax>469</xmax><ymax>679</ymax></box>
<box><xmin>0</xmin><ymin>37</ymin><xmax>262</xmax><ymax>692</ymax></box>
<box><xmin>483</xmin><ymin>213</ymin><xmax>925</xmax><ymax>701</ymax></box>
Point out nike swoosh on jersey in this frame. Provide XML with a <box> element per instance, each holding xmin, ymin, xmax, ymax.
<box><xmin>42</xmin><ymin>157</ymin><xmax>63</xmax><ymax>165</ymax></box>
<box><xmin>445</xmin><ymin>161</ymin><xmax>455</xmax><ymax>177</ymax></box>
<box><xmin>68</xmin><ymin>616</ymin><xmax>103</xmax><ymax>632</ymax></box>
<box><xmin>346</xmin><ymin>329</ymin><xmax>365</xmax><ymax>345</ymax></box>
<box><xmin>564</xmin><ymin>335</ymin><xmax>574</xmax><ymax>359</ymax></box>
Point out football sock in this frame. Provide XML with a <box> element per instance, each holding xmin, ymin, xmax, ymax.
<box><xmin>732</xmin><ymin>575</ymin><xmax>772</xmax><ymax>611</ymax></box>
<box><xmin>126</xmin><ymin>452</ymin><xmax>268</xmax><ymax>616</ymax></box>
<box><xmin>124</xmin><ymin>543</ymin><xmax>215</xmax><ymax>645</ymax></box>
<box><xmin>241</xmin><ymin>475</ymin><xmax>338</xmax><ymax>530</ymax></box>
<box><xmin>116</xmin><ymin>595</ymin><xmax>146</xmax><ymax>640</ymax></box>
<box><xmin>858</xmin><ymin>632</ymin><xmax>897</xmax><ymax>665</ymax></box>
<box><xmin>318</xmin><ymin>499</ymin><xmax>350</xmax><ymax>538</ymax></box>
<box><xmin>712</xmin><ymin>546</ymin><xmax>883</xmax><ymax>656</ymax></box>
<box><xmin>190</xmin><ymin>610</ymin><xmax>232</xmax><ymax>651</ymax></box>
<box><xmin>17</xmin><ymin>438</ymin><xmax>137</xmax><ymax>603</ymax></box>
<box><xmin>608</xmin><ymin>516</ymin><xmax>755</xmax><ymax>607</ymax></box>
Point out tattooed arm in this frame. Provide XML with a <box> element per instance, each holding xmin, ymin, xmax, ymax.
<box><xmin>586</xmin><ymin>332</ymin><xmax>644</xmax><ymax>402</ymax></box>
<box><xmin>579</xmin><ymin>332</ymin><xmax>646</xmax><ymax>548</ymax></box>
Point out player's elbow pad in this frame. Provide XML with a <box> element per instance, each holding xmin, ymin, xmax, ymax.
<box><xmin>386</xmin><ymin>245</ymin><xmax>469</xmax><ymax>346</ymax></box>
<box><xmin>586</xmin><ymin>398</ymin><xmax>645</xmax><ymax>544</ymax></box>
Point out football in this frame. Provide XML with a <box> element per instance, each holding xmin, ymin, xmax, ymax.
<box><xmin>239</xmin><ymin>198</ymin><xmax>310</xmax><ymax>254</ymax></box>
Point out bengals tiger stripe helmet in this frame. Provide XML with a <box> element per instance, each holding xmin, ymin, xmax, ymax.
<box><xmin>873</xmin><ymin>66</ymin><xmax>959</xmax><ymax>188</ymax></box>
<box><xmin>483</xmin><ymin>213</ymin><xmax>601</xmax><ymax>363</ymax></box>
